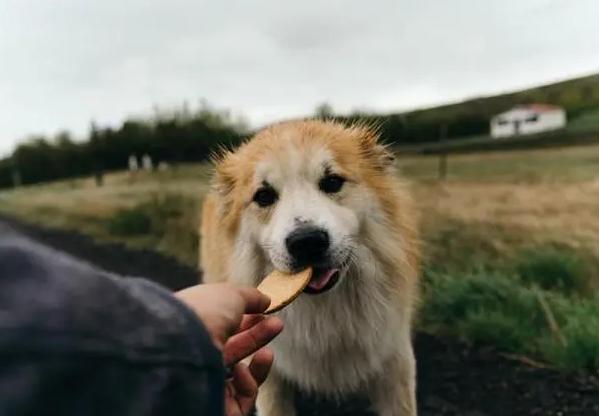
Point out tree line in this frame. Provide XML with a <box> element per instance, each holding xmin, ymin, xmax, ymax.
<box><xmin>0</xmin><ymin>102</ymin><xmax>489</xmax><ymax>189</ymax></box>
<box><xmin>0</xmin><ymin>104</ymin><xmax>247</xmax><ymax>189</ymax></box>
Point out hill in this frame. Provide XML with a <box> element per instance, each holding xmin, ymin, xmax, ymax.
<box><xmin>408</xmin><ymin>72</ymin><xmax>599</xmax><ymax>122</ymax></box>
<box><xmin>336</xmin><ymin>72</ymin><xmax>599</xmax><ymax>143</ymax></box>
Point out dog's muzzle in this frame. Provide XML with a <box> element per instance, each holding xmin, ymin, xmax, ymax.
<box><xmin>285</xmin><ymin>225</ymin><xmax>330</xmax><ymax>269</ymax></box>
<box><xmin>284</xmin><ymin>226</ymin><xmax>341</xmax><ymax>294</ymax></box>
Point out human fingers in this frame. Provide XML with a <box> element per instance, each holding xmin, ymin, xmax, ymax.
<box><xmin>237</xmin><ymin>314</ymin><xmax>265</xmax><ymax>333</ymax></box>
<box><xmin>248</xmin><ymin>347</ymin><xmax>274</xmax><ymax>386</ymax></box>
<box><xmin>237</xmin><ymin>287</ymin><xmax>271</xmax><ymax>314</ymax></box>
<box><xmin>224</xmin><ymin>316</ymin><xmax>283</xmax><ymax>366</ymax></box>
<box><xmin>230</xmin><ymin>363</ymin><xmax>258</xmax><ymax>416</ymax></box>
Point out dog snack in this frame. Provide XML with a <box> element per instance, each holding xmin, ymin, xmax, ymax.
<box><xmin>258</xmin><ymin>268</ymin><xmax>313</xmax><ymax>314</ymax></box>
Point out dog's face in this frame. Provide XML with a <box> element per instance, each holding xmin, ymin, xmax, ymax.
<box><xmin>215</xmin><ymin>121</ymin><xmax>395</xmax><ymax>293</ymax></box>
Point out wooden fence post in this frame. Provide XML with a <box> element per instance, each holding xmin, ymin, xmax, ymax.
<box><xmin>438</xmin><ymin>124</ymin><xmax>448</xmax><ymax>180</ymax></box>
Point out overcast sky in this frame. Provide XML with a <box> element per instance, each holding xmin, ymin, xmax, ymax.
<box><xmin>1</xmin><ymin>0</ymin><xmax>598</xmax><ymax>156</ymax></box>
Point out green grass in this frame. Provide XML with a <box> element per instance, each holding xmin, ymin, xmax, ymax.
<box><xmin>515</xmin><ymin>248</ymin><xmax>589</xmax><ymax>294</ymax></box>
<box><xmin>421</xmin><ymin>268</ymin><xmax>599</xmax><ymax>369</ymax></box>
<box><xmin>101</xmin><ymin>193</ymin><xmax>201</xmax><ymax>266</ymax></box>
<box><xmin>108</xmin><ymin>208</ymin><xmax>152</xmax><ymax>236</ymax></box>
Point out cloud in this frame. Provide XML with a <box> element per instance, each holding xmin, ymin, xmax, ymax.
<box><xmin>1</xmin><ymin>0</ymin><xmax>598</xmax><ymax>156</ymax></box>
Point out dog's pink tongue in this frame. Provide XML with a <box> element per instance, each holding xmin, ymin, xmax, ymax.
<box><xmin>307</xmin><ymin>268</ymin><xmax>338</xmax><ymax>291</ymax></box>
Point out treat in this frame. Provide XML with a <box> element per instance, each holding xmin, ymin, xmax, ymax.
<box><xmin>257</xmin><ymin>268</ymin><xmax>313</xmax><ymax>314</ymax></box>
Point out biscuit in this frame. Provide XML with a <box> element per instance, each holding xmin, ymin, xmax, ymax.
<box><xmin>258</xmin><ymin>268</ymin><xmax>313</xmax><ymax>314</ymax></box>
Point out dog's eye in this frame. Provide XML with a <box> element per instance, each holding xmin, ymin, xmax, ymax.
<box><xmin>252</xmin><ymin>187</ymin><xmax>278</xmax><ymax>207</ymax></box>
<box><xmin>319</xmin><ymin>174</ymin><xmax>346</xmax><ymax>194</ymax></box>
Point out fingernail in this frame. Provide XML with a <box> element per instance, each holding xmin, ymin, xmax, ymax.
<box><xmin>267</xmin><ymin>316</ymin><xmax>284</xmax><ymax>331</ymax></box>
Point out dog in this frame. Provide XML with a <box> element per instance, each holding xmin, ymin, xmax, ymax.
<box><xmin>200</xmin><ymin>120</ymin><xmax>420</xmax><ymax>416</ymax></box>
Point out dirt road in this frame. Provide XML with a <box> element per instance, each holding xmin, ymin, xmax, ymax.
<box><xmin>1</xmin><ymin>216</ymin><xmax>598</xmax><ymax>415</ymax></box>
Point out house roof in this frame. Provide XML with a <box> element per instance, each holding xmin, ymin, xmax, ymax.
<box><xmin>493</xmin><ymin>103</ymin><xmax>563</xmax><ymax>120</ymax></box>
<box><xmin>512</xmin><ymin>103</ymin><xmax>563</xmax><ymax>113</ymax></box>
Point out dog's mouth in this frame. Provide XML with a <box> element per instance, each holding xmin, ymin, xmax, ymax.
<box><xmin>303</xmin><ymin>267</ymin><xmax>340</xmax><ymax>294</ymax></box>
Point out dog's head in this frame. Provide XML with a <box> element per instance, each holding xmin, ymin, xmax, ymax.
<box><xmin>213</xmin><ymin>120</ymin><xmax>397</xmax><ymax>294</ymax></box>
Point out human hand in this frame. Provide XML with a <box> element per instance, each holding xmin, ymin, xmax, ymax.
<box><xmin>222</xmin><ymin>314</ymin><xmax>281</xmax><ymax>416</ymax></box>
<box><xmin>176</xmin><ymin>283</ymin><xmax>283</xmax><ymax>416</ymax></box>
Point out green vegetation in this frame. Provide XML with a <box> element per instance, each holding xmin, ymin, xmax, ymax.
<box><xmin>0</xmin><ymin>102</ymin><xmax>245</xmax><ymax>189</ymax></box>
<box><xmin>331</xmin><ymin>72</ymin><xmax>599</xmax><ymax>145</ymax></box>
<box><xmin>103</xmin><ymin>195</ymin><xmax>201</xmax><ymax>266</ymax></box>
<box><xmin>515</xmin><ymin>248</ymin><xmax>588</xmax><ymax>294</ymax></box>
<box><xmin>566</xmin><ymin>107</ymin><xmax>599</xmax><ymax>134</ymax></box>
<box><xmin>108</xmin><ymin>208</ymin><xmax>152</xmax><ymax>236</ymax></box>
<box><xmin>421</xmin><ymin>268</ymin><xmax>599</xmax><ymax>369</ymax></box>
<box><xmin>0</xmin><ymin>169</ymin><xmax>208</xmax><ymax>265</ymax></box>
<box><xmin>412</xmin><ymin>72</ymin><xmax>599</xmax><ymax>121</ymax></box>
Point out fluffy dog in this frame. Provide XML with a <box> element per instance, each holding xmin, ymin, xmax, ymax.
<box><xmin>200</xmin><ymin>120</ymin><xmax>420</xmax><ymax>416</ymax></box>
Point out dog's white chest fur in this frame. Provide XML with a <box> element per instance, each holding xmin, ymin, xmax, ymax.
<box><xmin>272</xmin><ymin>274</ymin><xmax>400</xmax><ymax>395</ymax></box>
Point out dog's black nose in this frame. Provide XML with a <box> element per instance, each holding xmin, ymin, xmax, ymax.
<box><xmin>285</xmin><ymin>226</ymin><xmax>330</xmax><ymax>267</ymax></box>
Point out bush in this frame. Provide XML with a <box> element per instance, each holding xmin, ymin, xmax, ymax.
<box><xmin>106</xmin><ymin>193</ymin><xmax>199</xmax><ymax>265</ymax></box>
<box><xmin>107</xmin><ymin>208</ymin><xmax>151</xmax><ymax>236</ymax></box>
<box><xmin>421</xmin><ymin>269</ymin><xmax>546</xmax><ymax>352</ymax></box>
<box><xmin>516</xmin><ymin>248</ymin><xmax>587</xmax><ymax>294</ymax></box>
<box><xmin>140</xmin><ymin>193</ymin><xmax>199</xmax><ymax>265</ymax></box>
<box><xmin>542</xmin><ymin>298</ymin><xmax>599</xmax><ymax>369</ymax></box>
<box><xmin>138</xmin><ymin>193</ymin><xmax>185</xmax><ymax>233</ymax></box>
<box><xmin>420</xmin><ymin>268</ymin><xmax>599</xmax><ymax>369</ymax></box>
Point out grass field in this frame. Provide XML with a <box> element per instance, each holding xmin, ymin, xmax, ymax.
<box><xmin>1</xmin><ymin>143</ymin><xmax>599</xmax><ymax>369</ymax></box>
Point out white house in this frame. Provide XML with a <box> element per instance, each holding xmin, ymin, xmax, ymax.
<box><xmin>490</xmin><ymin>104</ymin><xmax>566</xmax><ymax>139</ymax></box>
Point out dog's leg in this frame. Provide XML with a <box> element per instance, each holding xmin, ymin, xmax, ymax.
<box><xmin>256</xmin><ymin>370</ymin><xmax>296</xmax><ymax>416</ymax></box>
<box><xmin>368</xmin><ymin>338</ymin><xmax>417</xmax><ymax>416</ymax></box>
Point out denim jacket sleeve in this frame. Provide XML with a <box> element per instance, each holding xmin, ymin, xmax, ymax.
<box><xmin>0</xmin><ymin>234</ymin><xmax>224</xmax><ymax>416</ymax></box>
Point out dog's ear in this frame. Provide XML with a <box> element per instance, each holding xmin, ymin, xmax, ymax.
<box><xmin>356</xmin><ymin>126</ymin><xmax>396</xmax><ymax>170</ymax></box>
<box><xmin>211</xmin><ymin>151</ymin><xmax>238</xmax><ymax>197</ymax></box>
<box><xmin>210</xmin><ymin>151</ymin><xmax>245</xmax><ymax>235</ymax></box>
<box><xmin>374</xmin><ymin>143</ymin><xmax>396</xmax><ymax>168</ymax></box>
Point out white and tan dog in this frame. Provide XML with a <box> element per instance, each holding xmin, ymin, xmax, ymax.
<box><xmin>200</xmin><ymin>120</ymin><xmax>420</xmax><ymax>416</ymax></box>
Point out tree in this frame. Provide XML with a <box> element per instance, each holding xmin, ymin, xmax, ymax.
<box><xmin>0</xmin><ymin>102</ymin><xmax>246</xmax><ymax>188</ymax></box>
<box><xmin>314</xmin><ymin>102</ymin><xmax>334</xmax><ymax>119</ymax></box>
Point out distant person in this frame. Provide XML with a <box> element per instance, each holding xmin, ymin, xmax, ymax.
<box><xmin>0</xmin><ymin>232</ymin><xmax>283</xmax><ymax>416</ymax></box>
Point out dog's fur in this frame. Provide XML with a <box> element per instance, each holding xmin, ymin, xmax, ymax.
<box><xmin>200</xmin><ymin>120</ymin><xmax>420</xmax><ymax>416</ymax></box>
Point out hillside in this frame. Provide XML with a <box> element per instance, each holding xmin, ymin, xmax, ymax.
<box><xmin>407</xmin><ymin>72</ymin><xmax>599</xmax><ymax>122</ymax></box>
<box><xmin>337</xmin><ymin>72</ymin><xmax>599</xmax><ymax>143</ymax></box>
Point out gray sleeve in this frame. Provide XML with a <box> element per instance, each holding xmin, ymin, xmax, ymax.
<box><xmin>0</xmin><ymin>235</ymin><xmax>225</xmax><ymax>416</ymax></box>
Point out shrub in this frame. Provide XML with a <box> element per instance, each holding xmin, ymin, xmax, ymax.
<box><xmin>107</xmin><ymin>208</ymin><xmax>151</xmax><ymax>236</ymax></box>
<box><xmin>105</xmin><ymin>193</ymin><xmax>199</xmax><ymax>265</ymax></box>
<box><xmin>141</xmin><ymin>194</ymin><xmax>185</xmax><ymax>223</ymax></box>
<box><xmin>142</xmin><ymin>193</ymin><xmax>199</xmax><ymax>266</ymax></box>
<box><xmin>420</xmin><ymin>269</ymin><xmax>545</xmax><ymax>352</ymax></box>
<box><xmin>516</xmin><ymin>248</ymin><xmax>587</xmax><ymax>294</ymax></box>
<box><xmin>542</xmin><ymin>297</ymin><xmax>599</xmax><ymax>369</ymax></box>
<box><xmin>420</xmin><ymin>268</ymin><xmax>599</xmax><ymax>369</ymax></box>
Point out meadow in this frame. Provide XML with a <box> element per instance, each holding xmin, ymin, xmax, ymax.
<box><xmin>2</xmin><ymin>143</ymin><xmax>599</xmax><ymax>369</ymax></box>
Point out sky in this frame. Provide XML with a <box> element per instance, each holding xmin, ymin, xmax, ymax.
<box><xmin>1</xmin><ymin>0</ymin><xmax>598</xmax><ymax>157</ymax></box>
